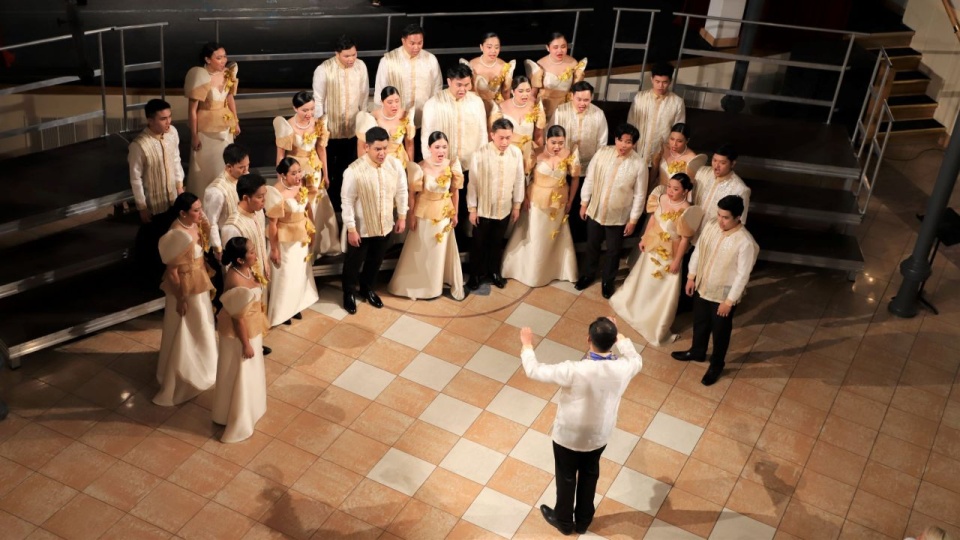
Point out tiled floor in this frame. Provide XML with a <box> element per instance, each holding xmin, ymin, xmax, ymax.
<box><xmin>2</xmin><ymin>141</ymin><xmax>960</xmax><ymax>539</ymax></box>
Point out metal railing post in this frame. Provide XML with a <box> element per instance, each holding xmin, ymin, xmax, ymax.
<box><xmin>639</xmin><ymin>11</ymin><xmax>656</xmax><ymax>93</ymax></box>
<box><xmin>160</xmin><ymin>25</ymin><xmax>166</xmax><ymax>100</ymax></box>
<box><xmin>97</xmin><ymin>32</ymin><xmax>107</xmax><ymax>137</ymax></box>
<box><xmin>119</xmin><ymin>29</ymin><xmax>128</xmax><ymax>131</ymax></box>
<box><xmin>853</xmin><ymin>52</ymin><xmax>882</xmax><ymax>147</ymax></box>
<box><xmin>571</xmin><ymin>11</ymin><xmax>582</xmax><ymax>56</ymax></box>
<box><xmin>215</xmin><ymin>21</ymin><xmax>220</xmax><ymax>42</ymax></box>
<box><xmin>419</xmin><ymin>15</ymin><xmax>424</xmax><ymax>29</ymax></box>
<box><xmin>827</xmin><ymin>35</ymin><xmax>856</xmax><ymax>124</ymax></box>
<box><xmin>673</xmin><ymin>15</ymin><xmax>690</xmax><ymax>85</ymax></box>
<box><xmin>604</xmin><ymin>9</ymin><xmax>623</xmax><ymax>101</ymax></box>
<box><xmin>386</xmin><ymin>15</ymin><xmax>394</xmax><ymax>53</ymax></box>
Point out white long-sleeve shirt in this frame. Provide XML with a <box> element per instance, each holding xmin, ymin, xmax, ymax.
<box><xmin>467</xmin><ymin>143</ymin><xmax>525</xmax><ymax>220</ymax></box>
<box><xmin>202</xmin><ymin>172</ymin><xmax>239</xmax><ymax>251</ymax></box>
<box><xmin>694</xmin><ymin>167</ymin><xmax>751</xmax><ymax>231</ymax></box>
<box><xmin>420</xmin><ymin>89</ymin><xmax>488</xmax><ymax>168</ymax></box>
<box><xmin>549</xmin><ymin>102</ymin><xmax>608</xmax><ymax>167</ymax></box>
<box><xmin>128</xmin><ymin>126</ymin><xmax>184</xmax><ymax>215</ymax></box>
<box><xmin>374</xmin><ymin>47</ymin><xmax>443</xmax><ymax>125</ymax></box>
<box><xmin>312</xmin><ymin>56</ymin><xmax>370</xmax><ymax>139</ymax></box>
<box><xmin>580</xmin><ymin>146</ymin><xmax>648</xmax><ymax>226</ymax></box>
<box><xmin>688</xmin><ymin>221</ymin><xmax>758</xmax><ymax>305</ymax></box>
<box><xmin>341</xmin><ymin>154</ymin><xmax>409</xmax><ymax>237</ymax></box>
<box><xmin>627</xmin><ymin>90</ymin><xmax>686</xmax><ymax>166</ymax></box>
<box><xmin>521</xmin><ymin>338</ymin><xmax>643</xmax><ymax>452</ymax></box>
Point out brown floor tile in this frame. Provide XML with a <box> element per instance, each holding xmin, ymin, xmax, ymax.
<box><xmin>871</xmin><ymin>434</ymin><xmax>928</xmax><ymax>480</ymax></box>
<box><xmin>505</xmin><ymin>367</ymin><xmax>557</xmax><ymax>401</ymax></box>
<box><xmin>387</xmin><ymin>498</ymin><xmax>459</xmax><ymax>540</ymax></box>
<box><xmin>99</xmin><ymin>514</ymin><xmax>172</xmax><ymax>540</ymax></box>
<box><xmin>690</xmin><ymin>430</ymin><xmax>752</xmax><ymax>476</ymax></box>
<box><xmin>846</xmin><ymin>489</ymin><xmax>911</xmax><ymax>539</ymax></box>
<box><xmin>349</xmin><ymin>403</ymin><xmax>414</xmax><ymax>446</ymax></box>
<box><xmin>545</xmin><ymin>317</ymin><xmax>590</xmax><ymax>352</ymax></box>
<box><xmin>904</xmin><ymin>511</ymin><xmax>960</xmax><ymax>540</ymax></box>
<box><xmin>38</xmin><ymin>441</ymin><xmax>116</xmax><ymax>492</ymax></box>
<box><xmin>444</xmin><ymin>313</ymin><xmax>502</xmax><ymax>343</ymax></box>
<box><xmin>375</xmin><ymin>378</ymin><xmax>438</xmax><ymax>418</ymax></box>
<box><xmin>778</xmin><ymin>499</ymin><xmax>845</xmax><ymax>540</ymax></box>
<box><xmin>247</xmin><ymin>439</ymin><xmax>316</xmax><ymax>487</ymax></box>
<box><xmin>213</xmin><ymin>469</ymin><xmax>285</xmax><ymax>521</ymax></box>
<box><xmin>72</xmin><ymin>368</ymin><xmax>144</xmax><ymax>409</ymax></box>
<box><xmin>838</xmin><ymin>519</ymin><xmax>899</xmax><ymax>540</ymax></box>
<box><xmin>830</xmin><ymin>390</ymin><xmax>888</xmax><ymax>431</ymax></box>
<box><xmin>129</xmin><ymin>481</ymin><xmax>206</xmax><ymax>534</ymax></box>
<box><xmin>306</xmin><ymin>386</ymin><xmax>371</xmax><ymax>428</ymax></box>
<box><xmin>485</xmin><ymin>322</ymin><xmax>539</xmax><ymax>356</ymax></box>
<box><xmin>32</xmin><ymin>356</ymin><xmax>105</xmax><ymax>394</ymax></box>
<box><xmin>292</xmin><ymin>345</ymin><xmax>354</xmax><ymax>383</ymax></box>
<box><xmin>674</xmin><ymin>457</ymin><xmax>738</xmax><ymax>506</ymax></box>
<box><xmin>4</xmin><ymin>378</ymin><xmax>67</xmax><ymax>420</ymax></box>
<box><xmin>909</xmin><ymin>335</ymin><xmax>960</xmax><ymax>375</ymax></box>
<box><xmin>318</xmin><ymin>511</ymin><xmax>382</xmax><ymax>540</ymax></box>
<box><xmin>256</xmin><ymin>397</ymin><xmax>301</xmax><ymax>437</ymax></box>
<box><xmin>820</xmin><ymin>414</ymin><xmax>879</xmax><ymax>458</ymax></box>
<box><xmin>167</xmin><ymin>449</ymin><xmax>243</xmax><ymax>499</ymax></box>
<box><xmin>706</xmin><ymin>402</ymin><xmax>767</xmax><ymax>446</ymax></box>
<box><xmin>656</xmin><ymin>487</ymin><xmax>723</xmax><ymax>538</ymax></box>
<box><xmin>756</xmin><ymin>422</ymin><xmax>816</xmax><ymax>466</ymax></box>
<box><xmin>622</xmin><ymin>374</ymin><xmax>672</xmax><ymax>410</ymax></box>
<box><xmin>659</xmin><ymin>386</ymin><xmax>718</xmax><ymax>428</ymax></box>
<box><xmin>794</xmin><ymin>469</ymin><xmax>856</xmax><ymax>517</ymax></box>
<box><xmin>725</xmin><ymin>477</ymin><xmax>790</xmax><ymax>528</ymax></box>
<box><xmin>673</xmin><ymin>362</ymin><xmax>733</xmax><ymax>403</ymax></box>
<box><xmin>276</xmin><ymin>410</ymin><xmax>344</xmax><ymax>456</ymax></box>
<box><xmin>780</xmin><ymin>378</ymin><xmax>841</xmax><ymax>414</ymax></box>
<box><xmin>514</xmin><ymin>506</ymin><xmax>572</xmax><ymax>539</ymax></box>
<box><xmin>0</xmin><ymin>474</ymin><xmax>77</xmax><ymax>526</ymax></box>
<box><xmin>263</xmin><ymin>330</ymin><xmax>315</xmax><ymax>366</ymax></box>
<box><xmin>624</xmin><ymin>439</ymin><xmax>687</xmax><ymax>485</ymax></box>
<box><xmin>596</xmin><ymin>457</ymin><xmax>621</xmax><ymax>496</ymax></box>
<box><xmin>283</xmin><ymin>312</ymin><xmax>338</xmax><ymax>343</ymax></box>
<box><xmin>442</xmin><ymin>369</ymin><xmax>503</xmax><ymax>409</ymax></box>
<box><xmin>723</xmin><ymin>378</ymin><xmax>781</xmax><ymax>420</ymax></box>
<box><xmin>924</xmin><ymin>452</ymin><xmax>960</xmax><ymax>495</ymax></box>
<box><xmin>843</xmin><ymin>365</ymin><xmax>899</xmax><ymax>405</ymax></box>
<box><xmin>413</xmin><ymin>468</ymin><xmax>483</xmax><ymax>518</ymax></box>
<box><xmin>523</xmin><ymin>286</ymin><xmax>577</xmax><ymax>315</ymax></box>
<box><xmin>114</xmin><ymin>391</ymin><xmax>177</xmax><ymax>430</ymax></box>
<box><xmin>157</xmin><ymin>402</ymin><xmax>218</xmax><ymax>448</ymax></box>
<box><xmin>393</xmin><ymin>421</ymin><xmax>458</xmax><ymax>465</ymax></box>
<box><xmin>0</xmin><ymin>457</ymin><xmax>32</xmax><ymax>499</ymax></box>
<box><xmin>259</xmin><ymin>489</ymin><xmax>334</xmax><ymax>540</ymax></box>
<box><xmin>769</xmin><ymin>396</ymin><xmax>828</xmax><ymax>438</ymax></box>
<box><xmin>358</xmin><ymin>337</ymin><xmax>418</xmax><ymax>375</ymax></box>
<box><xmin>0</xmin><ymin>414</ymin><xmax>30</xmax><ymax>445</ymax></box>
<box><xmin>0</xmin><ymin>423</ymin><xmax>73</xmax><ymax>470</ymax></box>
<box><xmin>590</xmin><ymin>497</ymin><xmax>654</xmax><ymax>539</ymax></box>
<box><xmin>943</xmin><ymin>400</ymin><xmax>960</xmax><ymax>431</ymax></box>
<box><xmin>82</xmin><ymin>461</ymin><xmax>161</xmax><ymax>512</ymax></box>
<box><xmin>899</xmin><ymin>360</ymin><xmax>955</xmax><ymax>399</ymax></box>
<box><xmin>890</xmin><ymin>385</ymin><xmax>948</xmax><ymax>422</ymax></box>
<box><xmin>340</xmin><ymin>478</ymin><xmax>408</xmax><ymax>530</ymax></box>
<box><xmin>741</xmin><ymin>448</ymin><xmax>803</xmax><ymax>497</ymax></box>
<box><xmin>291</xmin><ymin>458</ymin><xmax>362</xmax><ymax>508</ymax></box>
<box><xmin>735</xmin><ymin>361</ymin><xmax>796</xmax><ymax>396</ymax></box>
<box><xmin>531</xmin><ymin>402</ymin><xmax>557</xmax><ymax>434</ymax></box>
<box><xmin>463</xmin><ymin>411</ymin><xmax>526</xmax><ymax>455</ymax></box>
<box><xmin>914</xmin><ymin>481</ymin><xmax>960</xmax><ymax>530</ymax></box>
<box><xmin>267</xmin><ymin>368</ymin><xmax>328</xmax><ymax>410</ymax></box>
<box><xmin>42</xmin><ymin>493</ymin><xmax>124</xmax><ymax>540</ymax></box>
<box><xmin>615</xmin><ymin>399</ymin><xmax>657</xmax><ymax>437</ymax></box>
<box><xmin>178</xmin><ymin>500</ymin><xmax>256</xmax><ymax>540</ymax></box>
<box><xmin>445</xmin><ymin>519</ymin><xmax>495</xmax><ymax>539</ymax></box>
<box><xmin>35</xmin><ymin>394</ymin><xmax>110</xmax><ymax>439</ymax></box>
<box><xmin>321</xmin><ymin>429</ymin><xmax>389</xmax><ymax>476</ymax></box>
<box><xmin>934</xmin><ymin>424</ymin><xmax>960</xmax><ymax>462</ymax></box>
<box><xmin>881</xmin><ymin>407</ymin><xmax>940</xmax><ymax>449</ymax></box>
<box><xmin>318</xmin><ymin>324</ymin><xmax>377</xmax><ymax>359</ymax></box>
<box><xmin>805</xmin><ymin>440</ymin><xmax>868</xmax><ymax>487</ymax></box>
<box><xmin>122</xmin><ymin>430</ymin><xmax>198</xmax><ymax>478</ymax></box>
<box><xmin>486</xmin><ymin>457</ymin><xmax>552</xmax><ymax>506</ymax></box>
<box><xmin>201</xmin><ymin>430</ymin><xmax>272</xmax><ymax>468</ymax></box>
<box><xmin>422</xmin><ymin>331</ymin><xmax>482</xmax><ymax>366</ymax></box>
<box><xmin>861</xmin><ymin>459</ymin><xmax>922</xmax><ymax>508</ymax></box>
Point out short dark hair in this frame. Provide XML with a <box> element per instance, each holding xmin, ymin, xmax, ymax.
<box><xmin>491</xmin><ymin>118</ymin><xmax>514</xmax><ymax>132</ymax></box>
<box><xmin>670</xmin><ymin>173</ymin><xmax>694</xmax><ymax>191</ymax></box>
<box><xmin>670</xmin><ymin>122</ymin><xmax>691</xmax><ymax>140</ymax></box>
<box><xmin>546</xmin><ymin>125</ymin><xmax>566</xmax><ymax>139</ymax></box>
<box><xmin>446</xmin><ymin>63</ymin><xmax>473</xmax><ymax>81</ymax></box>
<box><xmin>380</xmin><ymin>86</ymin><xmax>400</xmax><ymax>102</ymax></box>
<box><xmin>237</xmin><ymin>173</ymin><xmax>266</xmax><ymax>200</ymax></box>
<box><xmin>144</xmin><ymin>99</ymin><xmax>171</xmax><ymax>119</ymax></box>
<box><xmin>199</xmin><ymin>42</ymin><xmax>225</xmax><ymax>66</ymax></box>
<box><xmin>427</xmin><ymin>131</ymin><xmax>448</xmax><ymax>146</ymax></box>
<box><xmin>548</xmin><ymin>31</ymin><xmax>567</xmax><ymax>45</ymax></box>
<box><xmin>401</xmin><ymin>24</ymin><xmax>424</xmax><ymax>39</ymax></box>
<box><xmin>614</xmin><ymin>123</ymin><xmax>641</xmax><ymax>145</ymax></box>
<box><xmin>365</xmin><ymin>126</ymin><xmax>390</xmax><ymax>144</ymax></box>
<box><xmin>714</xmin><ymin>144</ymin><xmax>738</xmax><ymax>162</ymax></box>
<box><xmin>276</xmin><ymin>156</ymin><xmax>300</xmax><ymax>176</ymax></box>
<box><xmin>292</xmin><ymin>91</ymin><xmax>313</xmax><ymax>109</ymax></box>
<box><xmin>223</xmin><ymin>143</ymin><xmax>249</xmax><ymax>166</ymax></box>
<box><xmin>334</xmin><ymin>35</ymin><xmax>355</xmax><ymax>53</ymax></box>
<box><xmin>570</xmin><ymin>81</ymin><xmax>594</xmax><ymax>95</ymax></box>
<box><xmin>651</xmin><ymin>62</ymin><xmax>673</xmax><ymax>79</ymax></box>
<box><xmin>172</xmin><ymin>192</ymin><xmax>199</xmax><ymax>216</ymax></box>
<box><xmin>480</xmin><ymin>32</ymin><xmax>499</xmax><ymax>44</ymax></box>
<box><xmin>223</xmin><ymin>237</ymin><xmax>249</xmax><ymax>268</ymax></box>
<box><xmin>512</xmin><ymin>75</ymin><xmax>532</xmax><ymax>89</ymax></box>
<box><xmin>588</xmin><ymin>317</ymin><xmax>618</xmax><ymax>353</ymax></box>
<box><xmin>718</xmin><ymin>195</ymin><xmax>745</xmax><ymax>218</ymax></box>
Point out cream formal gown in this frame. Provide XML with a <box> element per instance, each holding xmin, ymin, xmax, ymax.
<box><xmin>525</xmin><ymin>57</ymin><xmax>588</xmax><ymax>121</ymax></box>
<box><xmin>154</xmin><ymin>228</ymin><xmax>218</xmax><ymax>407</ymax></box>
<box><xmin>185</xmin><ymin>64</ymin><xmax>238</xmax><ymax>196</ymax></box>
<box><xmin>388</xmin><ymin>160</ymin><xmax>465</xmax><ymax>301</ymax></box>
<box><xmin>501</xmin><ymin>149</ymin><xmax>580</xmax><ymax>287</ymax></box>
<box><xmin>461</xmin><ymin>58</ymin><xmax>516</xmax><ymax>117</ymax></box>
<box><xmin>265</xmin><ymin>185</ymin><xmax>320</xmax><ymax>326</ymax></box>
<box><xmin>610</xmin><ymin>186</ymin><xmax>703</xmax><ymax>346</ymax></box>
<box><xmin>212</xmin><ymin>285</ymin><xmax>268</xmax><ymax>443</ymax></box>
<box><xmin>490</xmin><ymin>99</ymin><xmax>546</xmax><ymax>178</ymax></box>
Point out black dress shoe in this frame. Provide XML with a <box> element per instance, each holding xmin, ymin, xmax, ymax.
<box><xmin>292</xmin><ymin>312</ymin><xmax>303</xmax><ymax>320</ymax></box>
<box><xmin>601</xmin><ymin>280</ymin><xmax>616</xmax><ymax>299</ymax></box>
<box><xmin>466</xmin><ymin>275</ymin><xmax>481</xmax><ymax>290</ymax></box>
<box><xmin>491</xmin><ymin>273</ymin><xmax>506</xmax><ymax>289</ymax></box>
<box><xmin>282</xmin><ymin>319</ymin><xmax>292</xmax><ymax>326</ymax></box>
<box><xmin>574</xmin><ymin>276</ymin><xmax>593</xmax><ymax>291</ymax></box>
<box><xmin>701</xmin><ymin>364</ymin><xmax>724</xmax><ymax>386</ymax></box>
<box><xmin>343</xmin><ymin>293</ymin><xmax>357</xmax><ymax>315</ymax></box>
<box><xmin>671</xmin><ymin>350</ymin><xmax>706</xmax><ymax>362</ymax></box>
<box><xmin>575</xmin><ymin>521</ymin><xmax>590</xmax><ymax>534</ymax></box>
<box><xmin>360</xmin><ymin>290</ymin><xmax>383</xmax><ymax>308</ymax></box>
<box><xmin>539</xmin><ymin>505</ymin><xmax>573</xmax><ymax>536</ymax></box>
<box><xmin>262</xmin><ymin>346</ymin><xmax>272</xmax><ymax>356</ymax></box>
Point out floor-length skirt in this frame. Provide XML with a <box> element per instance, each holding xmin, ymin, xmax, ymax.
<box><xmin>501</xmin><ymin>207</ymin><xmax>578</xmax><ymax>288</ymax></box>
<box><xmin>212</xmin><ymin>333</ymin><xmax>266</xmax><ymax>443</ymax></box>
<box><xmin>312</xmin><ymin>193</ymin><xmax>341</xmax><ymax>257</ymax></box>
<box><xmin>388</xmin><ymin>217</ymin><xmax>465</xmax><ymax>301</ymax></box>
<box><xmin>268</xmin><ymin>241</ymin><xmax>320</xmax><ymax>326</ymax></box>
<box><xmin>154</xmin><ymin>292</ymin><xmax>218</xmax><ymax>406</ymax></box>
<box><xmin>188</xmin><ymin>130</ymin><xmax>233</xmax><ymax>196</ymax></box>
<box><xmin>609</xmin><ymin>257</ymin><xmax>682</xmax><ymax>346</ymax></box>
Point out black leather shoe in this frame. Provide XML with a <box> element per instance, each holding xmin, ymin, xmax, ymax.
<box><xmin>292</xmin><ymin>312</ymin><xmax>303</xmax><ymax>320</ymax></box>
<box><xmin>282</xmin><ymin>319</ymin><xmax>292</xmax><ymax>326</ymax></box>
<box><xmin>539</xmin><ymin>505</ymin><xmax>573</xmax><ymax>536</ymax></box>
<box><xmin>466</xmin><ymin>275</ymin><xmax>481</xmax><ymax>290</ymax></box>
<box><xmin>574</xmin><ymin>276</ymin><xmax>593</xmax><ymax>291</ymax></box>
<box><xmin>361</xmin><ymin>290</ymin><xmax>383</xmax><ymax>309</ymax></box>
<box><xmin>701</xmin><ymin>364</ymin><xmax>724</xmax><ymax>386</ymax></box>
<box><xmin>262</xmin><ymin>346</ymin><xmax>272</xmax><ymax>356</ymax></box>
<box><xmin>671</xmin><ymin>350</ymin><xmax>706</xmax><ymax>362</ymax></box>
<box><xmin>343</xmin><ymin>293</ymin><xmax>357</xmax><ymax>315</ymax></box>
<box><xmin>491</xmin><ymin>273</ymin><xmax>506</xmax><ymax>289</ymax></box>
<box><xmin>601</xmin><ymin>280</ymin><xmax>616</xmax><ymax>299</ymax></box>
<box><xmin>575</xmin><ymin>521</ymin><xmax>590</xmax><ymax>535</ymax></box>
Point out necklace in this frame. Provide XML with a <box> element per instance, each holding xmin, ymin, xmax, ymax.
<box><xmin>549</xmin><ymin>55</ymin><xmax>567</xmax><ymax>65</ymax></box>
<box><xmin>512</xmin><ymin>97</ymin><xmax>529</xmax><ymax>108</ymax></box>
<box><xmin>294</xmin><ymin>117</ymin><xmax>312</xmax><ymax>130</ymax></box>
<box><xmin>279</xmin><ymin>177</ymin><xmax>297</xmax><ymax>190</ymax></box>
<box><xmin>663</xmin><ymin>196</ymin><xmax>685</xmax><ymax>210</ymax></box>
<box><xmin>382</xmin><ymin>110</ymin><xmax>399</xmax><ymax>121</ymax></box>
<box><xmin>231</xmin><ymin>266</ymin><xmax>253</xmax><ymax>280</ymax></box>
<box><xmin>177</xmin><ymin>217</ymin><xmax>196</xmax><ymax>229</ymax></box>
<box><xmin>479</xmin><ymin>57</ymin><xmax>498</xmax><ymax>69</ymax></box>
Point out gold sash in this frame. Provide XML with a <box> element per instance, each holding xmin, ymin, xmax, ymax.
<box><xmin>217</xmin><ymin>299</ymin><xmax>269</xmax><ymax>339</ymax></box>
<box><xmin>161</xmin><ymin>249</ymin><xmax>215</xmax><ymax>298</ymax></box>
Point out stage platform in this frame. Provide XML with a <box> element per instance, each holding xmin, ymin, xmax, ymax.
<box><xmin>0</xmin><ymin>106</ymin><xmax>866</xmax><ymax>365</ymax></box>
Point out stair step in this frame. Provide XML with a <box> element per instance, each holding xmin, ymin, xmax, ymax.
<box><xmin>750</xmin><ymin>219</ymin><xmax>864</xmax><ymax>272</ymax></box>
<box><xmin>0</xmin><ymin>216</ymin><xmax>139</xmax><ymax>300</ymax></box>
<box><xmin>894</xmin><ymin>70</ymin><xmax>929</xmax><ymax>82</ymax></box>
<box><xmin>885</xmin><ymin>47</ymin><xmax>922</xmax><ymax>71</ymax></box>
<box><xmin>0</xmin><ymin>260</ymin><xmax>163</xmax><ymax>363</ymax></box>
<box><xmin>859</xmin><ymin>31</ymin><xmax>915</xmax><ymax>50</ymax></box>
<box><xmin>881</xmin><ymin>118</ymin><xmax>946</xmax><ymax>132</ymax></box>
<box><xmin>746</xmin><ymin>178</ymin><xmax>862</xmax><ymax>225</ymax></box>
<box><xmin>888</xmin><ymin>94</ymin><xmax>938</xmax><ymax>121</ymax></box>
<box><xmin>887</xmin><ymin>94</ymin><xmax>937</xmax><ymax>106</ymax></box>
<box><xmin>885</xmin><ymin>47</ymin><xmax>921</xmax><ymax>57</ymax></box>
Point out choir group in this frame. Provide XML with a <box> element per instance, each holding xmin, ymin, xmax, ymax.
<box><xmin>127</xmin><ymin>24</ymin><xmax>758</xmax><ymax>443</ymax></box>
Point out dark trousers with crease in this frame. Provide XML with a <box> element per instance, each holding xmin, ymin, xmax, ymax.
<box><xmin>342</xmin><ymin>233</ymin><xmax>391</xmax><ymax>294</ymax></box>
<box><xmin>582</xmin><ymin>217</ymin><xmax>625</xmax><ymax>284</ymax></box>
<box><xmin>690</xmin><ymin>292</ymin><xmax>737</xmax><ymax>367</ymax></box>
<box><xmin>553</xmin><ymin>441</ymin><xmax>606</xmax><ymax>531</ymax></box>
<box><xmin>470</xmin><ymin>216</ymin><xmax>510</xmax><ymax>278</ymax></box>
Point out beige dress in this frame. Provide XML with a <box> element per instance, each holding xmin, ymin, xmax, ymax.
<box><xmin>490</xmin><ymin>100</ymin><xmax>546</xmax><ymax>177</ymax></box>
<box><xmin>461</xmin><ymin>58</ymin><xmax>516</xmax><ymax>117</ymax></box>
<box><xmin>265</xmin><ymin>186</ymin><xmax>320</xmax><ymax>326</ymax></box>
<box><xmin>388</xmin><ymin>160</ymin><xmax>465</xmax><ymax>301</ymax></box>
<box><xmin>185</xmin><ymin>64</ymin><xmax>238</xmax><ymax>195</ymax></box>
<box><xmin>154</xmin><ymin>228</ymin><xmax>217</xmax><ymax>407</ymax></box>
<box><xmin>212</xmin><ymin>286</ymin><xmax>268</xmax><ymax>443</ymax></box>
<box><xmin>525</xmin><ymin>57</ymin><xmax>588</xmax><ymax>121</ymax></box>
<box><xmin>657</xmin><ymin>147</ymin><xmax>707</xmax><ymax>195</ymax></box>
<box><xmin>274</xmin><ymin>116</ymin><xmax>341</xmax><ymax>257</ymax></box>
<box><xmin>355</xmin><ymin>110</ymin><xmax>416</xmax><ymax>169</ymax></box>
<box><xmin>501</xmin><ymin>150</ymin><xmax>580</xmax><ymax>287</ymax></box>
<box><xmin>610</xmin><ymin>186</ymin><xmax>703</xmax><ymax>346</ymax></box>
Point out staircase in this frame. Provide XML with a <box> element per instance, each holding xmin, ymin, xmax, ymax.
<box><xmin>861</xmin><ymin>31</ymin><xmax>948</xmax><ymax>143</ymax></box>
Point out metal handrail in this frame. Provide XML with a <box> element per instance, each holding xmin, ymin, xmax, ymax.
<box><xmin>0</xmin><ymin>26</ymin><xmax>113</xmax><ymax>52</ymax></box>
<box><xmin>672</xmin><ymin>12</ymin><xmax>870</xmax><ymax>36</ymax></box>
<box><xmin>198</xmin><ymin>13</ymin><xmax>398</xmax><ymax>43</ymax></box>
<box><xmin>604</xmin><ymin>7</ymin><xmax>660</xmax><ymax>100</ymax></box>
<box><xmin>115</xmin><ymin>22</ymin><xmax>167</xmax><ymax>131</ymax></box>
<box><xmin>853</xmin><ymin>48</ymin><xmax>895</xmax><ymax>215</ymax></box>
<box><xmin>854</xmin><ymin>48</ymin><xmax>894</xmax><ymax>157</ymax></box>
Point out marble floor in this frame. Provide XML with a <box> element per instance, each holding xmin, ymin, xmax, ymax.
<box><xmin>1</xmin><ymin>140</ymin><xmax>960</xmax><ymax>539</ymax></box>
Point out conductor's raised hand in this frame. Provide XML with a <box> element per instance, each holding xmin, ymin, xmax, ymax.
<box><xmin>519</xmin><ymin>327</ymin><xmax>534</xmax><ymax>348</ymax></box>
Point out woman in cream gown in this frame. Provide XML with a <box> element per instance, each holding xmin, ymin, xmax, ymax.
<box><xmin>651</xmin><ymin>123</ymin><xmax>707</xmax><ymax>192</ymax></box>
<box><xmin>186</xmin><ymin>42</ymin><xmax>240</xmax><ymax>196</ymax></box>
<box><xmin>501</xmin><ymin>125</ymin><xmax>579</xmax><ymax>287</ymax></box>
<box><xmin>461</xmin><ymin>32</ymin><xmax>516</xmax><ymax>117</ymax></box>
<box><xmin>489</xmin><ymin>75</ymin><xmax>545</xmax><ymax>178</ymax></box>
<box><xmin>154</xmin><ymin>193</ymin><xmax>217</xmax><ymax>407</ymax></box>
<box><xmin>355</xmin><ymin>86</ymin><xmax>416</xmax><ymax>169</ymax></box>
<box><xmin>388</xmin><ymin>132</ymin><xmax>466</xmax><ymax>301</ymax></box>
<box><xmin>212</xmin><ymin>236</ymin><xmax>268</xmax><ymax>443</ymax></box>
<box><xmin>525</xmin><ymin>32</ymin><xmax>587</xmax><ymax>120</ymax></box>
<box><xmin>265</xmin><ymin>157</ymin><xmax>320</xmax><ymax>326</ymax></box>
<box><xmin>273</xmin><ymin>91</ymin><xmax>340</xmax><ymax>257</ymax></box>
<box><xmin>610</xmin><ymin>174</ymin><xmax>703</xmax><ymax>346</ymax></box>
